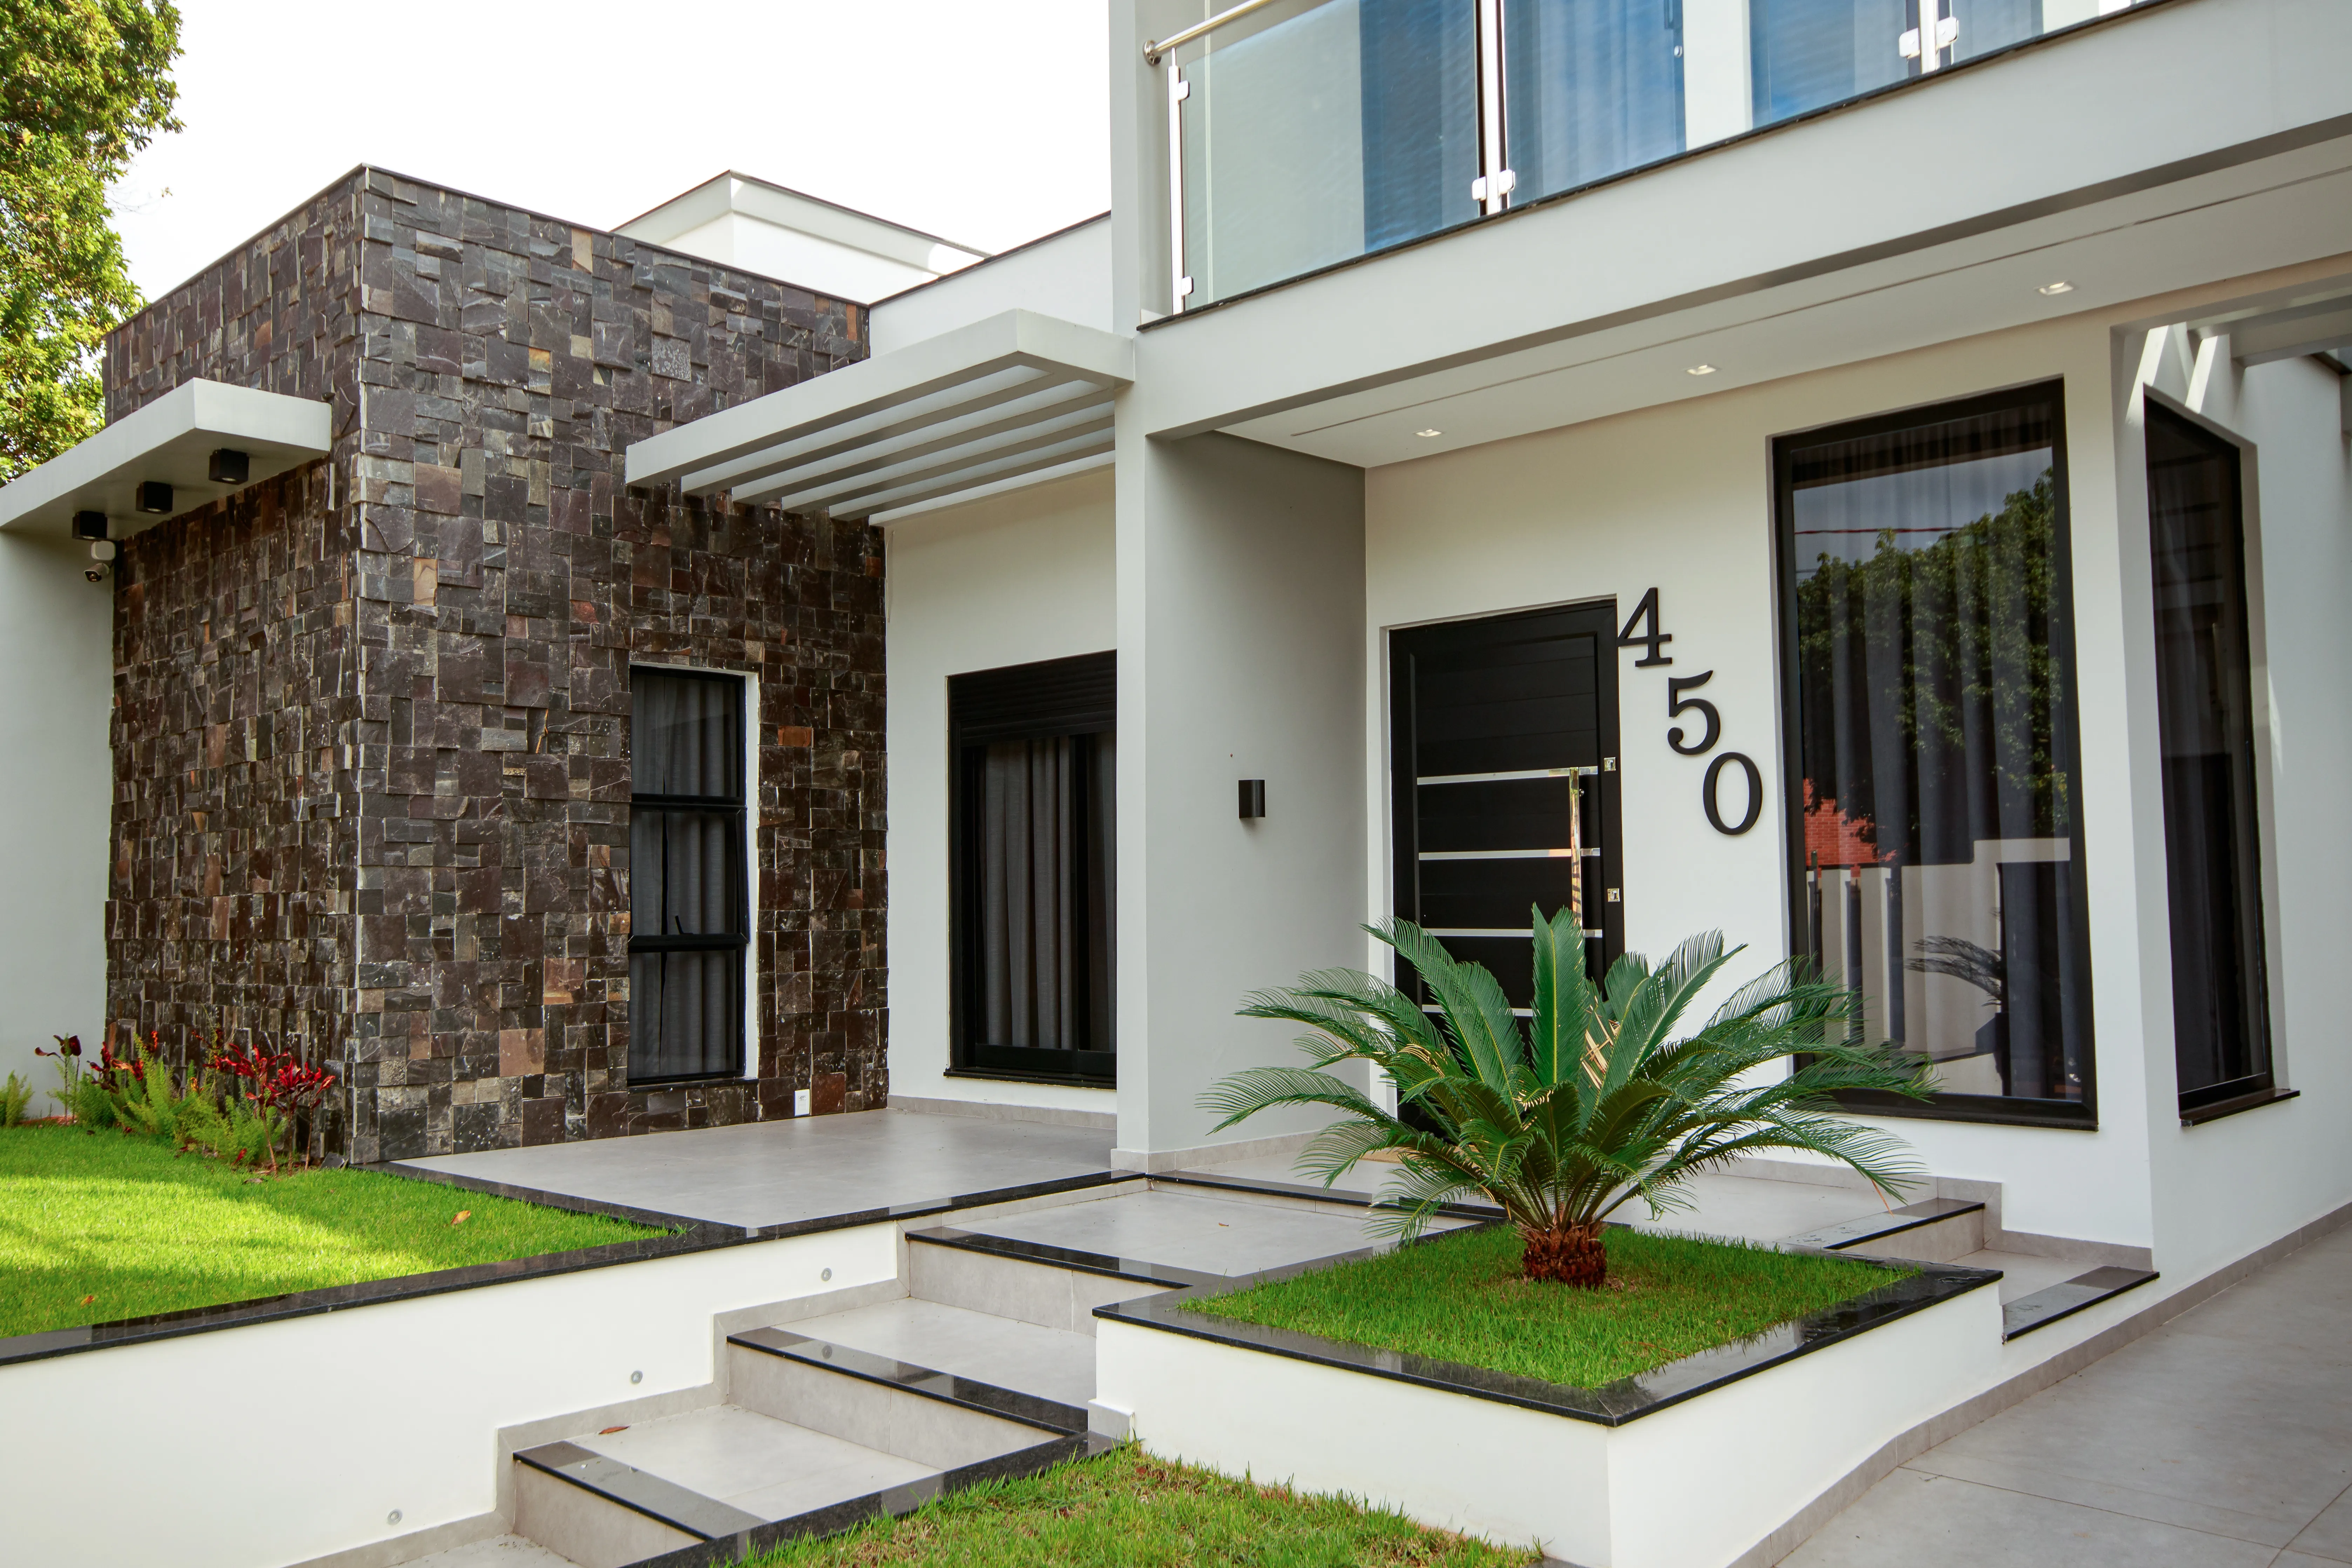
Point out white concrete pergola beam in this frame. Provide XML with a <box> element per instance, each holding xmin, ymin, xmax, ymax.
<box><xmin>623</xmin><ymin>309</ymin><xmax>1133</xmax><ymax>498</ymax></box>
<box><xmin>743</xmin><ymin>397</ymin><xmax>1116</xmax><ymax>513</ymax></box>
<box><xmin>0</xmin><ymin>379</ymin><xmax>333</xmax><ymax>538</ymax></box>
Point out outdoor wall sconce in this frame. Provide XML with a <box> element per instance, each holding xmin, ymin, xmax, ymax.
<box><xmin>1238</xmin><ymin>779</ymin><xmax>1265</xmax><ymax>819</ymax></box>
<box><xmin>71</xmin><ymin>511</ymin><xmax>108</xmax><ymax>541</ymax></box>
<box><xmin>209</xmin><ymin>448</ymin><xmax>250</xmax><ymax>484</ymax></box>
<box><xmin>136</xmin><ymin>481</ymin><xmax>172</xmax><ymax>514</ymax></box>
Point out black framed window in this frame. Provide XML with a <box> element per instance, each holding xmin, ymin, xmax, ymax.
<box><xmin>2145</xmin><ymin>404</ymin><xmax>2273</xmax><ymax>1114</ymax></box>
<box><xmin>949</xmin><ymin>653</ymin><xmax>1116</xmax><ymax>1084</ymax></box>
<box><xmin>628</xmin><ymin>667</ymin><xmax>749</xmax><ymax>1084</ymax></box>
<box><xmin>1776</xmin><ymin>381</ymin><xmax>2096</xmax><ymax>1127</ymax></box>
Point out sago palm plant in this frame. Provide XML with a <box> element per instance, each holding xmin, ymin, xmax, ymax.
<box><xmin>1202</xmin><ymin>908</ymin><xmax>1935</xmax><ymax>1287</ymax></box>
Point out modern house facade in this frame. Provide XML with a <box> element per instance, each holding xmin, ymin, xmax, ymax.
<box><xmin>1</xmin><ymin>0</ymin><xmax>2348</xmax><ymax>1294</ymax></box>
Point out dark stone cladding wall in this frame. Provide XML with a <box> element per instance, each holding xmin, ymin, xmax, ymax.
<box><xmin>103</xmin><ymin>167</ymin><xmax>888</xmax><ymax>1162</ymax></box>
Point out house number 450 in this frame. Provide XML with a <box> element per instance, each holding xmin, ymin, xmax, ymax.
<box><xmin>1615</xmin><ymin>588</ymin><xmax>1762</xmax><ymax>836</ymax></box>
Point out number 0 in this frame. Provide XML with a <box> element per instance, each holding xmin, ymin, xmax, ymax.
<box><xmin>1703</xmin><ymin>752</ymin><xmax>1762</xmax><ymax>835</ymax></box>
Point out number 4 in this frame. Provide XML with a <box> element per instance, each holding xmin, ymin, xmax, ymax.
<box><xmin>1617</xmin><ymin>587</ymin><xmax>1672</xmax><ymax>667</ymax></box>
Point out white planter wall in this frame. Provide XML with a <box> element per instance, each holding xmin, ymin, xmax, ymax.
<box><xmin>1098</xmin><ymin>1285</ymin><xmax>2002</xmax><ymax>1568</ymax></box>
<box><xmin>0</xmin><ymin>1225</ymin><xmax>894</xmax><ymax>1568</ymax></box>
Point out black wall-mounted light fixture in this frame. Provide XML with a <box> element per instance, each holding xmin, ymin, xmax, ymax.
<box><xmin>1238</xmin><ymin>779</ymin><xmax>1265</xmax><ymax>819</ymax></box>
<box><xmin>208</xmin><ymin>448</ymin><xmax>250</xmax><ymax>485</ymax></box>
<box><xmin>71</xmin><ymin>511</ymin><xmax>109</xmax><ymax>541</ymax></box>
<box><xmin>136</xmin><ymin>481</ymin><xmax>173</xmax><ymax>515</ymax></box>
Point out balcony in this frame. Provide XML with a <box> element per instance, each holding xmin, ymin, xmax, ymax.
<box><xmin>1154</xmin><ymin>0</ymin><xmax>2143</xmax><ymax>312</ymax></box>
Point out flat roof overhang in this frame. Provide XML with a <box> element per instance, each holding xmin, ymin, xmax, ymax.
<box><xmin>624</xmin><ymin>309</ymin><xmax>1132</xmax><ymax>524</ymax></box>
<box><xmin>0</xmin><ymin>379</ymin><xmax>333</xmax><ymax>539</ymax></box>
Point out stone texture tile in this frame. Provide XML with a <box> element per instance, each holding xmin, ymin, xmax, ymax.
<box><xmin>2287</xmin><ymin>1485</ymin><xmax>2352</xmax><ymax>1564</ymax></box>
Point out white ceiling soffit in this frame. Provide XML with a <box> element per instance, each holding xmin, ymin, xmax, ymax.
<box><xmin>0</xmin><ymin>379</ymin><xmax>332</xmax><ymax>538</ymax></box>
<box><xmin>625</xmin><ymin>310</ymin><xmax>1132</xmax><ymax>522</ymax></box>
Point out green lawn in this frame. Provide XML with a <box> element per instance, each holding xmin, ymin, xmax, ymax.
<box><xmin>0</xmin><ymin>1124</ymin><xmax>660</xmax><ymax>1338</ymax></box>
<box><xmin>1190</xmin><ymin>1223</ymin><xmax>1909</xmax><ymax>1391</ymax></box>
<box><xmin>750</xmin><ymin>1442</ymin><xmax>1530</xmax><ymax>1567</ymax></box>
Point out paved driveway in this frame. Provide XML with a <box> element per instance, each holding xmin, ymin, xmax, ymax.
<box><xmin>1786</xmin><ymin>1226</ymin><xmax>2352</xmax><ymax>1566</ymax></box>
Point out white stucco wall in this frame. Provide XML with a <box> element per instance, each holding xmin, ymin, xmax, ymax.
<box><xmin>2135</xmin><ymin>350</ymin><xmax>2352</xmax><ymax>1281</ymax></box>
<box><xmin>1364</xmin><ymin>315</ymin><xmax>2167</xmax><ymax>1251</ymax></box>
<box><xmin>0</xmin><ymin>531</ymin><xmax>112</xmax><ymax>1114</ymax></box>
<box><xmin>883</xmin><ymin>468</ymin><xmax>1119</xmax><ymax>1114</ymax></box>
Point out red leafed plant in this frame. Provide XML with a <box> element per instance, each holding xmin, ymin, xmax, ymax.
<box><xmin>210</xmin><ymin>1043</ymin><xmax>338</xmax><ymax>1175</ymax></box>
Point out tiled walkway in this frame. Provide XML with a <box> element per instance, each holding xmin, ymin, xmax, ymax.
<box><xmin>1786</xmin><ymin>1225</ymin><xmax>2352</xmax><ymax>1566</ymax></box>
<box><xmin>394</xmin><ymin>1107</ymin><xmax>1114</xmax><ymax>1229</ymax></box>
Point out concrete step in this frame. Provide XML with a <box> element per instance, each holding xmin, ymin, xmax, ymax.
<box><xmin>399</xmin><ymin>1536</ymin><xmax>577</xmax><ymax>1567</ymax></box>
<box><xmin>728</xmin><ymin>1325</ymin><xmax>1085</xmax><ymax>1450</ymax></box>
<box><xmin>950</xmin><ymin>1187</ymin><xmax>1403</xmax><ymax>1278</ymax></box>
<box><xmin>1780</xmin><ymin>1196</ymin><xmax>1988</xmax><ymax>1262</ymax></box>
<box><xmin>2001</xmin><ymin>1265</ymin><xmax>2161</xmax><ymax>1340</ymax></box>
<box><xmin>786</xmin><ymin>1295</ymin><xmax>1098</xmax><ymax>1409</ymax></box>
<box><xmin>904</xmin><ymin>1224</ymin><xmax>1201</xmax><ymax>1336</ymax></box>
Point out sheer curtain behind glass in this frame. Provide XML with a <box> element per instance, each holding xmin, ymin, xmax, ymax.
<box><xmin>974</xmin><ymin>734</ymin><xmax>1115</xmax><ymax>1059</ymax></box>
<box><xmin>1785</xmin><ymin>392</ymin><xmax>2092</xmax><ymax>1111</ymax></box>
<box><xmin>629</xmin><ymin>671</ymin><xmax>747</xmax><ymax>1082</ymax></box>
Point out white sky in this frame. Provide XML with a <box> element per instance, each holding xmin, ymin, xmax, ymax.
<box><xmin>113</xmin><ymin>0</ymin><xmax>1113</xmax><ymax>300</ymax></box>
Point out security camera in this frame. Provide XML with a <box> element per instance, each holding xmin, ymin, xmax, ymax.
<box><xmin>85</xmin><ymin>564</ymin><xmax>109</xmax><ymax>583</ymax></box>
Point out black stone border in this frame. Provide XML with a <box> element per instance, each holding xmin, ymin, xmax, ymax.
<box><xmin>0</xmin><ymin>1167</ymin><xmax>1136</xmax><ymax>1369</ymax></box>
<box><xmin>730</xmin><ymin>1326</ymin><xmax>1091</xmax><ymax>1435</ymax></box>
<box><xmin>1096</xmin><ymin>1232</ymin><xmax>2001</xmax><ymax>1427</ymax></box>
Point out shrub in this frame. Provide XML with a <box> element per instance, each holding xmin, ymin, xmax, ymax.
<box><xmin>1204</xmin><ymin>909</ymin><xmax>1935</xmax><ymax>1287</ymax></box>
<box><xmin>1</xmin><ymin>1072</ymin><xmax>32</xmax><ymax>1127</ymax></box>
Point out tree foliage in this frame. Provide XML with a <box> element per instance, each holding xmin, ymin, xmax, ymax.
<box><xmin>0</xmin><ymin>0</ymin><xmax>181</xmax><ymax>480</ymax></box>
<box><xmin>1203</xmin><ymin>910</ymin><xmax>1933</xmax><ymax>1286</ymax></box>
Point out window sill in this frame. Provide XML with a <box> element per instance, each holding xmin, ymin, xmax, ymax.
<box><xmin>945</xmin><ymin>1067</ymin><xmax>1116</xmax><ymax>1091</ymax></box>
<box><xmin>1833</xmin><ymin>1091</ymin><xmax>2098</xmax><ymax>1132</ymax></box>
<box><xmin>2181</xmin><ymin>1086</ymin><xmax>2299</xmax><ymax>1127</ymax></box>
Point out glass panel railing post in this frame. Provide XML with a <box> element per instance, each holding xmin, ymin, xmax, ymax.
<box><xmin>1474</xmin><ymin>0</ymin><xmax>1517</xmax><ymax>213</ymax></box>
<box><xmin>1169</xmin><ymin>67</ymin><xmax>1194</xmax><ymax>313</ymax></box>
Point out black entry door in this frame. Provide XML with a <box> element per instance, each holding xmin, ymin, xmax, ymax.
<box><xmin>1390</xmin><ymin>603</ymin><xmax>1625</xmax><ymax>1006</ymax></box>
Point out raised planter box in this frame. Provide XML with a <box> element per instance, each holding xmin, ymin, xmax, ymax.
<box><xmin>1095</xmin><ymin>1249</ymin><xmax>2001</xmax><ymax>1568</ymax></box>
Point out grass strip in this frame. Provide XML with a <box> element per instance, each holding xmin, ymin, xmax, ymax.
<box><xmin>1190</xmin><ymin>1223</ymin><xmax>1909</xmax><ymax>1390</ymax></box>
<box><xmin>0</xmin><ymin>1124</ymin><xmax>660</xmax><ymax>1338</ymax></box>
<box><xmin>748</xmin><ymin>1441</ymin><xmax>1530</xmax><ymax>1567</ymax></box>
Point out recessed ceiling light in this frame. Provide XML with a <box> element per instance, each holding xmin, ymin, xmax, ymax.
<box><xmin>1686</xmin><ymin>364</ymin><xmax>1717</xmax><ymax>376</ymax></box>
<box><xmin>2039</xmin><ymin>280</ymin><xmax>2074</xmax><ymax>295</ymax></box>
<box><xmin>1415</xmin><ymin>428</ymin><xmax>1442</xmax><ymax>438</ymax></box>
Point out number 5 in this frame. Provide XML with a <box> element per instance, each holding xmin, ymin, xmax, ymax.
<box><xmin>1667</xmin><ymin>671</ymin><xmax>1719</xmax><ymax>756</ymax></box>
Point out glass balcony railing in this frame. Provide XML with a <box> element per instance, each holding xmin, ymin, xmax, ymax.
<box><xmin>1157</xmin><ymin>0</ymin><xmax>2117</xmax><ymax>311</ymax></box>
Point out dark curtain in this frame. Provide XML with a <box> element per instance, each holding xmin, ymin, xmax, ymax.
<box><xmin>1504</xmin><ymin>0</ymin><xmax>1686</xmax><ymax>202</ymax></box>
<box><xmin>2146</xmin><ymin>407</ymin><xmax>2270</xmax><ymax>1100</ymax></box>
<box><xmin>1359</xmin><ymin>0</ymin><xmax>1481</xmax><ymax>252</ymax></box>
<box><xmin>1789</xmin><ymin>396</ymin><xmax>2090</xmax><ymax>1104</ymax></box>
<box><xmin>629</xmin><ymin>671</ymin><xmax>746</xmax><ymax>1082</ymax></box>
<box><xmin>974</xmin><ymin>733</ymin><xmax>1115</xmax><ymax>1053</ymax></box>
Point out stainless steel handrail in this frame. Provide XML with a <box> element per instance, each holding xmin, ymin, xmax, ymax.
<box><xmin>1143</xmin><ymin>0</ymin><xmax>1287</xmax><ymax>64</ymax></box>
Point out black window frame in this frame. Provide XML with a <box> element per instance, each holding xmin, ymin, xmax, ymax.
<box><xmin>947</xmin><ymin>651</ymin><xmax>1117</xmax><ymax>1086</ymax></box>
<box><xmin>1772</xmin><ymin>379</ymin><xmax>2100</xmax><ymax>1131</ymax></box>
<box><xmin>626</xmin><ymin>664</ymin><xmax>751</xmax><ymax>1087</ymax></box>
<box><xmin>2143</xmin><ymin>399</ymin><xmax>2277</xmax><ymax>1118</ymax></box>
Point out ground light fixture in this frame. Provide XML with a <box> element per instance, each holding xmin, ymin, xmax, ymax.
<box><xmin>2040</xmin><ymin>280</ymin><xmax>2075</xmax><ymax>295</ymax></box>
<box><xmin>1687</xmin><ymin>363</ymin><xmax>1718</xmax><ymax>375</ymax></box>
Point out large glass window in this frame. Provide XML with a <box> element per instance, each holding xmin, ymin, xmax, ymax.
<box><xmin>949</xmin><ymin>653</ymin><xmax>1116</xmax><ymax>1084</ymax></box>
<box><xmin>1776</xmin><ymin>383</ymin><xmax>2094</xmax><ymax>1124</ymax></box>
<box><xmin>1504</xmin><ymin>0</ymin><xmax>1687</xmax><ymax>206</ymax></box>
<box><xmin>628</xmin><ymin>668</ymin><xmax>749</xmax><ymax>1083</ymax></box>
<box><xmin>2145</xmin><ymin>404</ymin><xmax>2273</xmax><ymax>1115</ymax></box>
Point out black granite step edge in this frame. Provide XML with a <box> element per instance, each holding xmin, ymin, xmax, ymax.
<box><xmin>1779</xmin><ymin>1196</ymin><xmax>1987</xmax><ymax>1253</ymax></box>
<box><xmin>1154</xmin><ymin>1167</ymin><xmax>1503</xmax><ymax>1220</ymax></box>
<box><xmin>730</xmin><ymin>1325</ymin><xmax>1089</xmax><ymax>1435</ymax></box>
<box><xmin>618</xmin><ymin>1432</ymin><xmax>1110</xmax><ymax>1568</ymax></box>
<box><xmin>906</xmin><ymin>1223</ymin><xmax>1230</xmax><ymax>1289</ymax></box>
<box><xmin>514</xmin><ymin>1438</ymin><xmax>768</xmax><ymax>1542</ymax></box>
<box><xmin>2001</xmin><ymin>1266</ymin><xmax>2161</xmax><ymax>1340</ymax></box>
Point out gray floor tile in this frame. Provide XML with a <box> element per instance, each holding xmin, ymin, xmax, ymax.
<box><xmin>790</xmin><ymin>1297</ymin><xmax>1098</xmax><ymax>1406</ymax></box>
<box><xmin>2287</xmin><ymin>1484</ymin><xmax>2352</xmax><ymax>1564</ymax></box>
<box><xmin>405</xmin><ymin>1537</ymin><xmax>576</xmax><ymax>1567</ymax></box>
<box><xmin>960</xmin><ymin>1189</ymin><xmax>1414</xmax><ymax>1276</ymax></box>
<box><xmin>396</xmin><ymin>1108</ymin><xmax>1113</xmax><ymax>1229</ymax></box>
<box><xmin>1782</xmin><ymin>1469</ymin><xmax>2278</xmax><ymax>1567</ymax></box>
<box><xmin>577</xmin><ymin>1405</ymin><xmax>932</xmax><ymax>1523</ymax></box>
